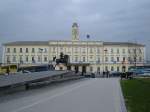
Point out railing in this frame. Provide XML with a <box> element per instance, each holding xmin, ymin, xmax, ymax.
<box><xmin>0</xmin><ymin>70</ymin><xmax>82</xmax><ymax>89</ymax></box>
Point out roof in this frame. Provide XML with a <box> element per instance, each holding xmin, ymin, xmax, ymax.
<box><xmin>3</xmin><ymin>40</ymin><xmax>145</xmax><ymax>47</ymax></box>
<box><xmin>3</xmin><ymin>41</ymin><xmax>49</xmax><ymax>46</ymax></box>
<box><xmin>72</xmin><ymin>22</ymin><xmax>78</xmax><ymax>27</ymax></box>
<box><xmin>103</xmin><ymin>42</ymin><xmax>145</xmax><ymax>47</ymax></box>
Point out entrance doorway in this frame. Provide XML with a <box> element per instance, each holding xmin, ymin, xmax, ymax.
<box><xmin>67</xmin><ymin>66</ymin><xmax>71</xmax><ymax>70</ymax></box>
<box><xmin>82</xmin><ymin>66</ymin><xmax>86</xmax><ymax>75</ymax></box>
<box><xmin>75</xmin><ymin>66</ymin><xmax>79</xmax><ymax>73</ymax></box>
<box><xmin>122</xmin><ymin>66</ymin><xmax>126</xmax><ymax>72</ymax></box>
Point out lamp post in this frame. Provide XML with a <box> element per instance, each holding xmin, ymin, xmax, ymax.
<box><xmin>86</xmin><ymin>34</ymin><xmax>90</xmax><ymax>63</ymax></box>
<box><xmin>104</xmin><ymin>49</ymin><xmax>108</xmax><ymax>72</ymax></box>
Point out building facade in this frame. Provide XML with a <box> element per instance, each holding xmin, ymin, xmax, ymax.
<box><xmin>2</xmin><ymin>23</ymin><xmax>145</xmax><ymax>73</ymax></box>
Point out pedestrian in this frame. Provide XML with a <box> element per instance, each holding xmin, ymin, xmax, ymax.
<box><xmin>98</xmin><ymin>71</ymin><xmax>100</xmax><ymax>77</ymax></box>
<box><xmin>106</xmin><ymin>70</ymin><xmax>109</xmax><ymax>78</ymax></box>
<box><xmin>103</xmin><ymin>71</ymin><xmax>105</xmax><ymax>78</ymax></box>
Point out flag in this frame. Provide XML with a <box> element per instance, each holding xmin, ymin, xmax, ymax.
<box><xmin>86</xmin><ymin>34</ymin><xmax>90</xmax><ymax>39</ymax></box>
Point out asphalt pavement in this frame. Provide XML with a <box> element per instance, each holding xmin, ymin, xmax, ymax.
<box><xmin>0</xmin><ymin>78</ymin><xmax>126</xmax><ymax>112</ymax></box>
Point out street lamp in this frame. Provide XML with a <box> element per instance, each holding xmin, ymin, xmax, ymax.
<box><xmin>104</xmin><ymin>49</ymin><xmax>108</xmax><ymax>72</ymax></box>
<box><xmin>86</xmin><ymin>34</ymin><xmax>90</xmax><ymax>63</ymax></box>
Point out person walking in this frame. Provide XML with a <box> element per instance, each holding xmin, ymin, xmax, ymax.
<box><xmin>103</xmin><ymin>71</ymin><xmax>105</xmax><ymax>78</ymax></box>
<box><xmin>106</xmin><ymin>70</ymin><xmax>110</xmax><ymax>78</ymax></box>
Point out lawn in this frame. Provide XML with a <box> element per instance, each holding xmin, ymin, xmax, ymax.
<box><xmin>121</xmin><ymin>78</ymin><xmax>150</xmax><ymax>112</ymax></box>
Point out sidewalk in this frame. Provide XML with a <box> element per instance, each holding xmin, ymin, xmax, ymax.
<box><xmin>0</xmin><ymin>78</ymin><xmax>126</xmax><ymax>112</ymax></box>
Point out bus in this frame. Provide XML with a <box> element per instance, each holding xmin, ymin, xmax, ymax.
<box><xmin>128</xmin><ymin>66</ymin><xmax>150</xmax><ymax>75</ymax></box>
<box><xmin>0</xmin><ymin>64</ymin><xmax>17</xmax><ymax>75</ymax></box>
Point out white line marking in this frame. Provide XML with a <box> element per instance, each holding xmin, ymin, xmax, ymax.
<box><xmin>12</xmin><ymin>79</ymin><xmax>96</xmax><ymax>112</ymax></box>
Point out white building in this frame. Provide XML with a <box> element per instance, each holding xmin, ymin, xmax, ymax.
<box><xmin>2</xmin><ymin>23</ymin><xmax>145</xmax><ymax>73</ymax></box>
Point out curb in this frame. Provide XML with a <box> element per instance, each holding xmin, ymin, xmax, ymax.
<box><xmin>119</xmin><ymin>80</ymin><xmax>127</xmax><ymax>112</ymax></box>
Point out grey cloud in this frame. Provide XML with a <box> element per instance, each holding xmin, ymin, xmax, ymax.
<box><xmin>0</xmin><ymin>0</ymin><xmax>150</xmax><ymax>61</ymax></box>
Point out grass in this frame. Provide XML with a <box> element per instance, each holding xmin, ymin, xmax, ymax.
<box><xmin>121</xmin><ymin>78</ymin><xmax>150</xmax><ymax>112</ymax></box>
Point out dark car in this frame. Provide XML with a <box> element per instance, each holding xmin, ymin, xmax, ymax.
<box><xmin>110</xmin><ymin>71</ymin><xmax>121</xmax><ymax>77</ymax></box>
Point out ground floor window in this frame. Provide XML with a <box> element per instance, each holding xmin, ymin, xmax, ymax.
<box><xmin>90</xmin><ymin>66</ymin><xmax>93</xmax><ymax>72</ymax></box>
<box><xmin>117</xmin><ymin>66</ymin><xmax>120</xmax><ymax>72</ymax></box>
<box><xmin>44</xmin><ymin>57</ymin><xmax>47</xmax><ymax>62</ymax></box>
<box><xmin>105</xmin><ymin>66</ymin><xmax>108</xmax><ymax>71</ymax></box>
<box><xmin>97</xmin><ymin>67</ymin><xmax>100</xmax><ymax>72</ymax></box>
<box><xmin>111</xmin><ymin>66</ymin><xmax>114</xmax><ymax>71</ymax></box>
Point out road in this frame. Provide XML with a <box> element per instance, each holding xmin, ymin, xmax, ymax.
<box><xmin>0</xmin><ymin>78</ymin><xmax>126</xmax><ymax>112</ymax></box>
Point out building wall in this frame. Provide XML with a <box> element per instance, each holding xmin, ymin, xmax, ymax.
<box><xmin>3</xmin><ymin>41</ymin><xmax>145</xmax><ymax>73</ymax></box>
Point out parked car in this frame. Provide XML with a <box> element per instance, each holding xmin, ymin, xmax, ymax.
<box><xmin>84</xmin><ymin>72</ymin><xmax>95</xmax><ymax>78</ymax></box>
<box><xmin>110</xmin><ymin>71</ymin><xmax>121</xmax><ymax>77</ymax></box>
<box><xmin>138</xmin><ymin>70</ymin><xmax>150</xmax><ymax>76</ymax></box>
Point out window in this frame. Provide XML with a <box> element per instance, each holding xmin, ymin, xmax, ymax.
<box><xmin>128</xmin><ymin>57</ymin><xmax>131</xmax><ymax>62</ymax></box>
<box><xmin>13</xmin><ymin>48</ymin><xmax>16</xmax><ymax>53</ymax></box>
<box><xmin>83</xmin><ymin>57</ymin><xmax>86</xmax><ymax>62</ymax></box>
<box><xmin>117</xmin><ymin>49</ymin><xmax>119</xmax><ymax>54</ymax></box>
<box><xmin>82</xmin><ymin>48</ymin><xmax>86</xmax><ymax>53</ymax></box>
<box><xmin>97</xmin><ymin>57</ymin><xmax>100</xmax><ymax>62</ymax></box>
<box><xmin>97</xmin><ymin>48</ymin><xmax>100</xmax><ymax>53</ymax></box>
<box><xmin>111</xmin><ymin>66</ymin><xmax>114</xmax><ymax>71</ymax></box>
<box><xmin>105</xmin><ymin>57</ymin><xmax>108</xmax><ymax>62</ymax></box>
<box><xmin>38</xmin><ymin>56</ymin><xmax>41</xmax><ymax>62</ymax></box>
<box><xmin>44</xmin><ymin>48</ymin><xmax>47</xmax><ymax>53</ymax></box>
<box><xmin>111</xmin><ymin>49</ymin><xmax>113</xmax><ymax>53</ymax></box>
<box><xmin>7</xmin><ymin>48</ymin><xmax>10</xmax><ymax>53</ymax></box>
<box><xmin>20</xmin><ymin>48</ymin><xmax>23</xmax><ymax>53</ymax></box>
<box><xmin>117</xmin><ymin>57</ymin><xmax>119</xmax><ymax>62</ymax></box>
<box><xmin>105</xmin><ymin>66</ymin><xmax>108</xmax><ymax>71</ymax></box>
<box><xmin>53</xmin><ymin>47</ymin><xmax>55</xmax><ymax>52</ymax></box>
<box><xmin>90</xmin><ymin>66</ymin><xmax>93</xmax><ymax>72</ymax></box>
<box><xmin>122</xmin><ymin>49</ymin><xmax>125</xmax><ymax>54</ymax></box>
<box><xmin>32</xmin><ymin>56</ymin><xmax>35</xmax><ymax>63</ymax></box>
<box><xmin>75</xmin><ymin>57</ymin><xmax>78</xmax><ymax>62</ymax></box>
<box><xmin>60</xmin><ymin>47</ymin><xmax>63</xmax><ymax>51</ymax></box>
<box><xmin>133</xmin><ymin>49</ymin><xmax>136</xmax><ymax>54</ymax></box>
<box><xmin>90</xmin><ymin>48</ymin><xmax>93</xmax><ymax>53</ymax></box>
<box><xmin>117</xmin><ymin>66</ymin><xmax>120</xmax><ymax>72</ymax></box>
<box><xmin>44</xmin><ymin>57</ymin><xmax>47</xmax><ymax>62</ymax></box>
<box><xmin>19</xmin><ymin>55</ymin><xmax>23</xmax><ymax>63</ymax></box>
<box><xmin>75</xmin><ymin>48</ymin><xmax>78</xmax><ymax>53</ymax></box>
<box><xmin>26</xmin><ymin>48</ymin><xmax>28</xmax><ymax>53</ymax></box>
<box><xmin>139</xmin><ymin>49</ymin><xmax>142</xmax><ymax>54</ymax></box>
<box><xmin>26</xmin><ymin>56</ymin><xmax>28</xmax><ymax>62</ymax></box>
<box><xmin>6</xmin><ymin>56</ymin><xmax>10</xmax><ymax>63</ymax></box>
<box><xmin>97</xmin><ymin>67</ymin><xmax>100</xmax><ymax>72</ymax></box>
<box><xmin>19</xmin><ymin>55</ymin><xmax>22</xmax><ymax>61</ymax></box>
<box><xmin>123</xmin><ymin>57</ymin><xmax>125</xmax><ymax>62</ymax></box>
<box><xmin>128</xmin><ymin>49</ymin><xmax>131</xmax><ymax>54</ymax></box>
<box><xmin>32</xmin><ymin>48</ymin><xmax>35</xmax><ymax>53</ymax></box>
<box><xmin>13</xmin><ymin>56</ymin><xmax>16</xmax><ymax>62</ymax></box>
<box><xmin>90</xmin><ymin>56</ymin><xmax>93</xmax><ymax>59</ymax></box>
<box><xmin>67</xmin><ymin>48</ymin><xmax>71</xmax><ymax>53</ymax></box>
<box><xmin>111</xmin><ymin>57</ymin><xmax>114</xmax><ymax>62</ymax></box>
<box><xmin>139</xmin><ymin>57</ymin><xmax>142</xmax><ymax>62</ymax></box>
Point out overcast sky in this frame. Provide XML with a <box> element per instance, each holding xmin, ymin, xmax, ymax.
<box><xmin>0</xmin><ymin>0</ymin><xmax>150</xmax><ymax>62</ymax></box>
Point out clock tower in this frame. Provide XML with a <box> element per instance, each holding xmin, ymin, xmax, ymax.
<box><xmin>72</xmin><ymin>22</ymin><xmax>79</xmax><ymax>41</ymax></box>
